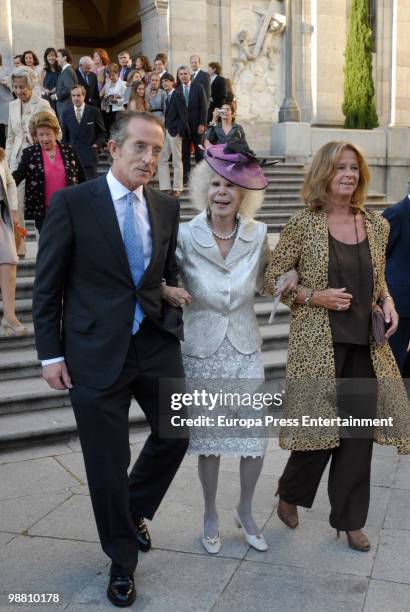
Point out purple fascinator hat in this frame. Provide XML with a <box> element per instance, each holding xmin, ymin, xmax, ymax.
<box><xmin>204</xmin><ymin>142</ymin><xmax>276</xmax><ymax>190</ymax></box>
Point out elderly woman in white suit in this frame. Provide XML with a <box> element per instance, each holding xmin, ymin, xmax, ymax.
<box><xmin>0</xmin><ymin>147</ymin><xmax>27</xmax><ymax>335</ymax></box>
<box><xmin>6</xmin><ymin>66</ymin><xmax>60</xmax><ymax>256</ymax></box>
<box><xmin>162</xmin><ymin>143</ymin><xmax>297</xmax><ymax>554</ymax></box>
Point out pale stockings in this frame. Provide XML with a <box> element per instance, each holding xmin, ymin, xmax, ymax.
<box><xmin>198</xmin><ymin>454</ymin><xmax>264</xmax><ymax>539</ymax></box>
<box><xmin>0</xmin><ymin>264</ymin><xmax>21</xmax><ymax>326</ymax></box>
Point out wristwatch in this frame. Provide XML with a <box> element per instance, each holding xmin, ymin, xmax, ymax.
<box><xmin>304</xmin><ymin>288</ymin><xmax>314</xmax><ymax>306</ymax></box>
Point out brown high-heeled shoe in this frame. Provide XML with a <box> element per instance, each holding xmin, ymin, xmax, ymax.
<box><xmin>336</xmin><ymin>529</ymin><xmax>370</xmax><ymax>552</ymax></box>
<box><xmin>275</xmin><ymin>490</ymin><xmax>299</xmax><ymax>529</ymax></box>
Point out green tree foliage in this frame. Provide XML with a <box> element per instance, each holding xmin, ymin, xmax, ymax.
<box><xmin>342</xmin><ymin>0</ymin><xmax>379</xmax><ymax>129</ymax></box>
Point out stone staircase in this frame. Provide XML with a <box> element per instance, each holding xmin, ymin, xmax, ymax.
<box><xmin>0</xmin><ymin>158</ymin><xmax>392</xmax><ymax>449</ymax></box>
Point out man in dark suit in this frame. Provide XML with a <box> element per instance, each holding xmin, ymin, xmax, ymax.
<box><xmin>76</xmin><ymin>56</ymin><xmax>100</xmax><ymax>108</ymax></box>
<box><xmin>118</xmin><ymin>51</ymin><xmax>132</xmax><ymax>81</ymax></box>
<box><xmin>32</xmin><ymin>111</ymin><xmax>188</xmax><ymax>607</ymax></box>
<box><xmin>53</xmin><ymin>48</ymin><xmax>78</xmax><ymax>122</ymax></box>
<box><xmin>207</xmin><ymin>61</ymin><xmax>227</xmax><ymax>122</ymax></box>
<box><xmin>61</xmin><ymin>85</ymin><xmax>106</xmax><ymax>180</ymax></box>
<box><xmin>383</xmin><ymin>195</ymin><xmax>410</xmax><ymax>375</ymax></box>
<box><xmin>190</xmin><ymin>54</ymin><xmax>211</xmax><ymax>109</ymax></box>
<box><xmin>176</xmin><ymin>65</ymin><xmax>207</xmax><ymax>185</ymax></box>
<box><xmin>158</xmin><ymin>74</ymin><xmax>188</xmax><ymax>196</ymax></box>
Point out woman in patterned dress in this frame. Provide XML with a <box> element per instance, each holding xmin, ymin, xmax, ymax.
<box><xmin>162</xmin><ymin>143</ymin><xmax>297</xmax><ymax>554</ymax></box>
<box><xmin>264</xmin><ymin>141</ymin><xmax>410</xmax><ymax>552</ymax></box>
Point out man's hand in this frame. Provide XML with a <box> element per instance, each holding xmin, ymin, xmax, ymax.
<box><xmin>43</xmin><ymin>362</ymin><xmax>73</xmax><ymax>390</ymax></box>
<box><xmin>197</xmin><ymin>124</ymin><xmax>205</xmax><ymax>135</ymax></box>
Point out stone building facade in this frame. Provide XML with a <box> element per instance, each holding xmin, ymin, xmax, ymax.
<box><xmin>1</xmin><ymin>0</ymin><xmax>409</xmax><ymax>197</ymax></box>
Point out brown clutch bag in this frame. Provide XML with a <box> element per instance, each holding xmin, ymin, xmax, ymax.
<box><xmin>372</xmin><ymin>304</ymin><xmax>387</xmax><ymax>346</ymax></box>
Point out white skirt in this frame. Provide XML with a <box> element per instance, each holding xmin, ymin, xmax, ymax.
<box><xmin>183</xmin><ymin>337</ymin><xmax>267</xmax><ymax>457</ymax></box>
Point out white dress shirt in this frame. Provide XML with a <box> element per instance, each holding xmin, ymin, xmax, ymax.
<box><xmin>41</xmin><ymin>169</ymin><xmax>152</xmax><ymax>366</ymax></box>
<box><xmin>73</xmin><ymin>102</ymin><xmax>85</xmax><ymax>120</ymax></box>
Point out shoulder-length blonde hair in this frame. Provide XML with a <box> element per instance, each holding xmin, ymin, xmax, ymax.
<box><xmin>301</xmin><ymin>141</ymin><xmax>370</xmax><ymax>213</ymax></box>
<box><xmin>29</xmin><ymin>111</ymin><xmax>60</xmax><ymax>138</ymax></box>
<box><xmin>189</xmin><ymin>159</ymin><xmax>264</xmax><ymax>219</ymax></box>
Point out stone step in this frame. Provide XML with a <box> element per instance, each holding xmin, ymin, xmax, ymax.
<box><xmin>0</xmin><ymin>347</ymin><xmax>40</xmax><ymax>381</ymax></box>
<box><xmin>0</xmin><ymin>298</ymin><xmax>33</xmax><ymax>323</ymax></box>
<box><xmin>262</xmin><ymin>348</ymin><xmax>287</xmax><ymax>381</ymax></box>
<box><xmin>0</xmin><ymin>351</ymin><xmax>287</xmax><ymax>448</ymax></box>
<box><xmin>0</xmin><ymin>322</ymin><xmax>35</xmax><ymax>349</ymax></box>
<box><xmin>0</xmin><ymin>376</ymin><xmax>71</xmax><ymax>416</ymax></box>
<box><xmin>16</xmin><ymin>258</ymin><xmax>36</xmax><ymax>278</ymax></box>
<box><xmin>0</xmin><ymin>400</ymin><xmax>146</xmax><ymax>449</ymax></box>
<box><xmin>0</xmin><ymin>310</ymin><xmax>290</xmax><ymax>383</ymax></box>
<box><xmin>15</xmin><ymin>276</ymin><xmax>34</xmax><ymax>300</ymax></box>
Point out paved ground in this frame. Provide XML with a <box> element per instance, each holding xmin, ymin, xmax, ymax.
<box><xmin>0</xmin><ymin>430</ymin><xmax>410</xmax><ymax>611</ymax></box>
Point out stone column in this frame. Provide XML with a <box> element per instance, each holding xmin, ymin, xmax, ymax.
<box><xmin>53</xmin><ymin>0</ymin><xmax>65</xmax><ymax>48</ymax></box>
<box><xmin>0</xmin><ymin>0</ymin><xmax>13</xmax><ymax>69</ymax></box>
<box><xmin>138</xmin><ymin>0</ymin><xmax>170</xmax><ymax>63</ymax></box>
<box><xmin>278</xmin><ymin>0</ymin><xmax>301</xmax><ymax>122</ymax></box>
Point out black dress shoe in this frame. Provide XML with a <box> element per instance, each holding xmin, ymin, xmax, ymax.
<box><xmin>107</xmin><ymin>574</ymin><xmax>136</xmax><ymax>607</ymax></box>
<box><xmin>135</xmin><ymin>515</ymin><xmax>151</xmax><ymax>552</ymax></box>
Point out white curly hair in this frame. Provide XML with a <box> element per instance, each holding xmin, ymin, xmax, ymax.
<box><xmin>189</xmin><ymin>159</ymin><xmax>265</xmax><ymax>219</ymax></box>
<box><xmin>11</xmin><ymin>66</ymin><xmax>36</xmax><ymax>89</ymax></box>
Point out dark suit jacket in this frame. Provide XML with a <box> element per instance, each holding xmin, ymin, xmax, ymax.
<box><xmin>176</xmin><ymin>82</ymin><xmax>207</xmax><ymax>135</ymax></box>
<box><xmin>32</xmin><ymin>175</ymin><xmax>183</xmax><ymax>389</ymax></box>
<box><xmin>12</xmin><ymin>142</ymin><xmax>85</xmax><ymax>222</ymax></box>
<box><xmin>61</xmin><ymin>104</ymin><xmax>106</xmax><ymax>168</ymax></box>
<box><xmin>119</xmin><ymin>66</ymin><xmax>132</xmax><ymax>81</ymax></box>
<box><xmin>75</xmin><ymin>69</ymin><xmax>100</xmax><ymax>108</ymax></box>
<box><xmin>56</xmin><ymin>65</ymin><xmax>78</xmax><ymax>117</ymax></box>
<box><xmin>192</xmin><ymin>69</ymin><xmax>211</xmax><ymax>104</ymax></box>
<box><xmin>383</xmin><ymin>196</ymin><xmax>410</xmax><ymax>316</ymax></box>
<box><xmin>165</xmin><ymin>90</ymin><xmax>188</xmax><ymax>138</ymax></box>
<box><xmin>208</xmin><ymin>75</ymin><xmax>227</xmax><ymax>120</ymax></box>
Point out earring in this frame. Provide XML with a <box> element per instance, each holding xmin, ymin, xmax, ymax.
<box><xmin>206</xmin><ymin>206</ymin><xmax>212</xmax><ymax>218</ymax></box>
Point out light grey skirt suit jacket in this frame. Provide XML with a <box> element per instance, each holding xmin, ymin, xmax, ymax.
<box><xmin>176</xmin><ymin>211</ymin><xmax>271</xmax><ymax>358</ymax></box>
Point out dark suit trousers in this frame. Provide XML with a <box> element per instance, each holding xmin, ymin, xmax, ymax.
<box><xmin>182</xmin><ymin>126</ymin><xmax>204</xmax><ymax>181</ymax></box>
<box><xmin>389</xmin><ymin>317</ymin><xmax>410</xmax><ymax>375</ymax></box>
<box><xmin>70</xmin><ymin>319</ymin><xmax>188</xmax><ymax>575</ymax></box>
<box><xmin>277</xmin><ymin>343</ymin><xmax>377</xmax><ymax>531</ymax></box>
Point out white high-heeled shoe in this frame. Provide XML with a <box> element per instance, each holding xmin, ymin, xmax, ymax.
<box><xmin>1</xmin><ymin>317</ymin><xmax>28</xmax><ymax>337</ymax></box>
<box><xmin>201</xmin><ymin>530</ymin><xmax>222</xmax><ymax>554</ymax></box>
<box><xmin>234</xmin><ymin>509</ymin><xmax>268</xmax><ymax>551</ymax></box>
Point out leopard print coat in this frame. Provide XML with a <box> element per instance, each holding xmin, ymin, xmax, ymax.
<box><xmin>264</xmin><ymin>207</ymin><xmax>410</xmax><ymax>454</ymax></box>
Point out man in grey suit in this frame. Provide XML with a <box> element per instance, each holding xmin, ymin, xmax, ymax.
<box><xmin>52</xmin><ymin>48</ymin><xmax>78</xmax><ymax>121</ymax></box>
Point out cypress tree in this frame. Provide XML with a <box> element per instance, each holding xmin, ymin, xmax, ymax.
<box><xmin>342</xmin><ymin>0</ymin><xmax>379</xmax><ymax>129</ymax></box>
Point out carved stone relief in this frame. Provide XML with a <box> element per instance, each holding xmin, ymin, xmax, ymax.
<box><xmin>231</xmin><ymin>1</ymin><xmax>286</xmax><ymax>125</ymax></box>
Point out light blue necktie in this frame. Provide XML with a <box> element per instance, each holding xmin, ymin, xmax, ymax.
<box><xmin>123</xmin><ymin>192</ymin><xmax>145</xmax><ymax>334</ymax></box>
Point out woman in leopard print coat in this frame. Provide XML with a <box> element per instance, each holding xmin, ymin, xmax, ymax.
<box><xmin>264</xmin><ymin>141</ymin><xmax>410</xmax><ymax>552</ymax></box>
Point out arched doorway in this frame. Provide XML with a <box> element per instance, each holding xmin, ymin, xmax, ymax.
<box><xmin>63</xmin><ymin>0</ymin><xmax>141</xmax><ymax>61</ymax></box>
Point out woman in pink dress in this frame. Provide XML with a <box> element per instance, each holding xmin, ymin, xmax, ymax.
<box><xmin>12</xmin><ymin>112</ymin><xmax>85</xmax><ymax>232</ymax></box>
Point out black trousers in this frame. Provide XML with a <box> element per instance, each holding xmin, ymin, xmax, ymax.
<box><xmin>389</xmin><ymin>316</ymin><xmax>410</xmax><ymax>376</ymax></box>
<box><xmin>278</xmin><ymin>343</ymin><xmax>377</xmax><ymax>530</ymax></box>
<box><xmin>70</xmin><ymin>319</ymin><xmax>188</xmax><ymax>575</ymax></box>
<box><xmin>182</xmin><ymin>126</ymin><xmax>204</xmax><ymax>182</ymax></box>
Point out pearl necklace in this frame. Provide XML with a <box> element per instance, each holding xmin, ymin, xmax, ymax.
<box><xmin>207</xmin><ymin>218</ymin><xmax>239</xmax><ymax>240</ymax></box>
